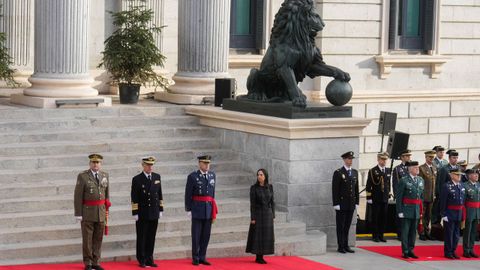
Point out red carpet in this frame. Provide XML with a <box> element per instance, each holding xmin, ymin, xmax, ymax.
<box><xmin>360</xmin><ymin>244</ymin><xmax>480</xmax><ymax>261</ymax></box>
<box><xmin>0</xmin><ymin>256</ymin><xmax>340</xmax><ymax>270</ymax></box>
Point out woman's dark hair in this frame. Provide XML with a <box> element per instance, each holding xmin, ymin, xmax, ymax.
<box><xmin>256</xmin><ymin>168</ymin><xmax>269</xmax><ymax>186</ymax></box>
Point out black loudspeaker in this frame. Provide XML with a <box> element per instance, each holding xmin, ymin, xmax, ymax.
<box><xmin>386</xmin><ymin>131</ymin><xmax>410</xmax><ymax>159</ymax></box>
<box><xmin>215</xmin><ymin>78</ymin><xmax>236</xmax><ymax>107</ymax></box>
<box><xmin>378</xmin><ymin>111</ymin><xmax>397</xmax><ymax>135</ymax></box>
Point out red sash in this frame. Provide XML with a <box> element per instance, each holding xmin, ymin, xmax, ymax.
<box><xmin>447</xmin><ymin>204</ymin><xmax>466</xmax><ymax>221</ymax></box>
<box><xmin>192</xmin><ymin>195</ymin><xmax>218</xmax><ymax>220</ymax></box>
<box><xmin>403</xmin><ymin>198</ymin><xmax>424</xmax><ymax>233</ymax></box>
<box><xmin>466</xmin><ymin>201</ymin><xmax>480</xmax><ymax>208</ymax></box>
<box><xmin>83</xmin><ymin>199</ymin><xmax>112</xmax><ymax>235</ymax></box>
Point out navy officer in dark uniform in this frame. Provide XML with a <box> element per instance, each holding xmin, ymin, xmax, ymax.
<box><xmin>185</xmin><ymin>155</ymin><xmax>217</xmax><ymax>266</ymax></box>
<box><xmin>440</xmin><ymin>168</ymin><xmax>465</xmax><ymax>259</ymax></box>
<box><xmin>131</xmin><ymin>156</ymin><xmax>164</xmax><ymax>268</ymax></box>
<box><xmin>332</xmin><ymin>151</ymin><xmax>359</xmax><ymax>254</ymax></box>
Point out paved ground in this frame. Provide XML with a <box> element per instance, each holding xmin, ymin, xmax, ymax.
<box><xmin>305</xmin><ymin>238</ymin><xmax>480</xmax><ymax>270</ymax></box>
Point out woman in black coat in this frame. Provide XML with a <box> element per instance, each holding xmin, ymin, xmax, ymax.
<box><xmin>246</xmin><ymin>168</ymin><xmax>275</xmax><ymax>264</ymax></box>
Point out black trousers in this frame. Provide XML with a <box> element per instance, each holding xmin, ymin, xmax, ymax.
<box><xmin>191</xmin><ymin>218</ymin><xmax>212</xmax><ymax>261</ymax></box>
<box><xmin>136</xmin><ymin>219</ymin><xmax>158</xmax><ymax>265</ymax></box>
<box><xmin>443</xmin><ymin>219</ymin><xmax>460</xmax><ymax>256</ymax></box>
<box><xmin>371</xmin><ymin>202</ymin><xmax>388</xmax><ymax>239</ymax></box>
<box><xmin>335</xmin><ymin>210</ymin><xmax>354</xmax><ymax>250</ymax></box>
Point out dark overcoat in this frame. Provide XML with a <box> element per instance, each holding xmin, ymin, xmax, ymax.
<box><xmin>246</xmin><ymin>183</ymin><xmax>275</xmax><ymax>255</ymax></box>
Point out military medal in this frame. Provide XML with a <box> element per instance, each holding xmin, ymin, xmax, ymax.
<box><xmin>342</xmin><ymin>174</ymin><xmax>345</xmax><ymax>179</ymax></box>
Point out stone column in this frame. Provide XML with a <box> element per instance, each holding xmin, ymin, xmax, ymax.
<box><xmin>0</xmin><ymin>0</ymin><xmax>34</xmax><ymax>93</ymax></box>
<box><xmin>155</xmin><ymin>0</ymin><xmax>230</xmax><ymax>104</ymax></box>
<box><xmin>11</xmin><ymin>0</ymin><xmax>110</xmax><ymax>108</ymax></box>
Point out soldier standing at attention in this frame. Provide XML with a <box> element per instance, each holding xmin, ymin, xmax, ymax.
<box><xmin>74</xmin><ymin>154</ymin><xmax>111</xmax><ymax>270</ymax></box>
<box><xmin>462</xmin><ymin>169</ymin><xmax>480</xmax><ymax>258</ymax></box>
<box><xmin>432</xmin><ymin>149</ymin><xmax>459</xmax><ymax>224</ymax></box>
<box><xmin>392</xmin><ymin>149</ymin><xmax>412</xmax><ymax>239</ymax></box>
<box><xmin>396</xmin><ymin>161</ymin><xmax>424</xmax><ymax>259</ymax></box>
<box><xmin>366</xmin><ymin>152</ymin><xmax>391</xmax><ymax>242</ymax></box>
<box><xmin>418</xmin><ymin>150</ymin><xmax>437</xmax><ymax>240</ymax></box>
<box><xmin>440</xmin><ymin>169</ymin><xmax>465</xmax><ymax>259</ymax></box>
<box><xmin>433</xmin><ymin>146</ymin><xmax>448</xmax><ymax>168</ymax></box>
<box><xmin>131</xmin><ymin>157</ymin><xmax>163</xmax><ymax>268</ymax></box>
<box><xmin>332</xmin><ymin>151</ymin><xmax>359</xmax><ymax>254</ymax></box>
<box><xmin>185</xmin><ymin>155</ymin><xmax>217</xmax><ymax>266</ymax></box>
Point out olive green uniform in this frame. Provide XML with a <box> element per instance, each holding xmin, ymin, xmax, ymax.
<box><xmin>463</xmin><ymin>181</ymin><xmax>480</xmax><ymax>255</ymax></box>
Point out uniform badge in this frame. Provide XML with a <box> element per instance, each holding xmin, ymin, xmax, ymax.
<box><xmin>155</xmin><ymin>180</ymin><xmax>160</xmax><ymax>184</ymax></box>
<box><xmin>209</xmin><ymin>179</ymin><xmax>215</xmax><ymax>185</ymax></box>
<box><xmin>342</xmin><ymin>174</ymin><xmax>345</xmax><ymax>179</ymax></box>
<box><xmin>100</xmin><ymin>177</ymin><xmax>108</xmax><ymax>188</ymax></box>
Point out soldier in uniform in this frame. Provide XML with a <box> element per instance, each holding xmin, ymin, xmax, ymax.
<box><xmin>471</xmin><ymin>153</ymin><xmax>480</xmax><ymax>172</ymax></box>
<box><xmin>440</xmin><ymin>168</ymin><xmax>465</xmax><ymax>259</ymax></box>
<box><xmin>392</xmin><ymin>149</ymin><xmax>412</xmax><ymax>239</ymax></box>
<box><xmin>185</xmin><ymin>155</ymin><xmax>217</xmax><ymax>266</ymax></box>
<box><xmin>432</xmin><ymin>149</ymin><xmax>459</xmax><ymax>225</ymax></box>
<box><xmin>74</xmin><ymin>154</ymin><xmax>111</xmax><ymax>270</ymax></box>
<box><xmin>463</xmin><ymin>169</ymin><xmax>480</xmax><ymax>258</ymax></box>
<box><xmin>396</xmin><ymin>161</ymin><xmax>424</xmax><ymax>259</ymax></box>
<box><xmin>366</xmin><ymin>152</ymin><xmax>391</xmax><ymax>242</ymax></box>
<box><xmin>433</xmin><ymin>145</ymin><xmax>448</xmax><ymax>168</ymax></box>
<box><xmin>418</xmin><ymin>150</ymin><xmax>437</xmax><ymax>240</ymax></box>
<box><xmin>332</xmin><ymin>151</ymin><xmax>359</xmax><ymax>254</ymax></box>
<box><xmin>131</xmin><ymin>157</ymin><xmax>163</xmax><ymax>268</ymax></box>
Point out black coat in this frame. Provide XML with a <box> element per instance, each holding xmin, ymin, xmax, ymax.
<box><xmin>131</xmin><ymin>172</ymin><xmax>164</xmax><ymax>220</ymax></box>
<box><xmin>246</xmin><ymin>183</ymin><xmax>275</xmax><ymax>255</ymax></box>
<box><xmin>332</xmin><ymin>167</ymin><xmax>359</xmax><ymax>211</ymax></box>
<box><xmin>366</xmin><ymin>165</ymin><xmax>391</xmax><ymax>203</ymax></box>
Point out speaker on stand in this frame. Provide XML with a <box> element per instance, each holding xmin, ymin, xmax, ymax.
<box><xmin>214</xmin><ymin>78</ymin><xmax>236</xmax><ymax>107</ymax></box>
<box><xmin>378</xmin><ymin>111</ymin><xmax>397</xmax><ymax>152</ymax></box>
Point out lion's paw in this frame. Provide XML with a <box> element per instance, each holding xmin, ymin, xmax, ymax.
<box><xmin>292</xmin><ymin>96</ymin><xmax>307</xmax><ymax>108</ymax></box>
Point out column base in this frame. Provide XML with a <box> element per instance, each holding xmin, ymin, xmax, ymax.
<box><xmin>154</xmin><ymin>91</ymin><xmax>213</xmax><ymax>105</ymax></box>
<box><xmin>25</xmin><ymin>76</ymin><xmax>98</xmax><ymax>97</ymax></box>
<box><xmin>11</xmin><ymin>94</ymin><xmax>112</xmax><ymax>109</ymax></box>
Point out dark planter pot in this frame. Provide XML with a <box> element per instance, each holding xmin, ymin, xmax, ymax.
<box><xmin>119</xmin><ymin>83</ymin><xmax>140</xmax><ymax>104</ymax></box>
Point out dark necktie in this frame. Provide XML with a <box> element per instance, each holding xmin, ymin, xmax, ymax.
<box><xmin>147</xmin><ymin>175</ymin><xmax>151</xmax><ymax>181</ymax></box>
<box><xmin>94</xmin><ymin>173</ymin><xmax>99</xmax><ymax>184</ymax></box>
<box><xmin>381</xmin><ymin>168</ymin><xmax>385</xmax><ymax>174</ymax></box>
<box><xmin>348</xmin><ymin>170</ymin><xmax>352</xmax><ymax>177</ymax></box>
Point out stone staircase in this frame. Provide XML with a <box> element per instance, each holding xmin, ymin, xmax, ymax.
<box><xmin>0</xmin><ymin>100</ymin><xmax>325</xmax><ymax>265</ymax></box>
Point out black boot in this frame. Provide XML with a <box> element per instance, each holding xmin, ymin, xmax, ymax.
<box><xmin>255</xmin><ymin>255</ymin><xmax>266</xmax><ymax>264</ymax></box>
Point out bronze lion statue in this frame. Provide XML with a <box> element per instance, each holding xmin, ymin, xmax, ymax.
<box><xmin>241</xmin><ymin>0</ymin><xmax>350</xmax><ymax>108</ymax></box>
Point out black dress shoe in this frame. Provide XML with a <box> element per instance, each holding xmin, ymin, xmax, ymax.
<box><xmin>84</xmin><ymin>266</ymin><xmax>92</xmax><ymax>270</ymax></box>
<box><xmin>139</xmin><ymin>263</ymin><xmax>146</xmax><ymax>268</ymax></box>
<box><xmin>402</xmin><ymin>253</ymin><xmax>409</xmax><ymax>259</ymax></box>
<box><xmin>426</xmin><ymin>234</ymin><xmax>435</xmax><ymax>240</ymax></box>
<box><xmin>471</xmin><ymin>252</ymin><xmax>479</xmax><ymax>258</ymax></box>
<box><xmin>379</xmin><ymin>237</ymin><xmax>387</xmax><ymax>243</ymax></box>
<box><xmin>408</xmin><ymin>252</ymin><xmax>418</xmax><ymax>259</ymax></box>
<box><xmin>192</xmin><ymin>260</ymin><xmax>199</xmax><ymax>266</ymax></box>
<box><xmin>345</xmin><ymin>247</ymin><xmax>355</xmax><ymax>253</ymax></box>
<box><xmin>92</xmin><ymin>265</ymin><xmax>104</xmax><ymax>270</ymax></box>
<box><xmin>373</xmin><ymin>237</ymin><xmax>380</xmax><ymax>242</ymax></box>
<box><xmin>463</xmin><ymin>253</ymin><xmax>471</xmax><ymax>258</ymax></box>
<box><xmin>445</xmin><ymin>254</ymin><xmax>455</xmax><ymax>259</ymax></box>
<box><xmin>419</xmin><ymin>235</ymin><xmax>427</xmax><ymax>241</ymax></box>
<box><xmin>199</xmin><ymin>260</ymin><xmax>211</xmax><ymax>265</ymax></box>
<box><xmin>337</xmin><ymin>248</ymin><xmax>346</xmax><ymax>254</ymax></box>
<box><xmin>255</xmin><ymin>259</ymin><xmax>264</xmax><ymax>264</ymax></box>
<box><xmin>146</xmin><ymin>262</ymin><xmax>158</xmax><ymax>267</ymax></box>
<box><xmin>453</xmin><ymin>253</ymin><xmax>460</xmax><ymax>259</ymax></box>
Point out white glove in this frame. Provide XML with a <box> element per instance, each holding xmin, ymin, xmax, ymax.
<box><xmin>442</xmin><ymin>216</ymin><xmax>449</xmax><ymax>223</ymax></box>
<box><xmin>187</xmin><ymin>211</ymin><xmax>192</xmax><ymax>218</ymax></box>
<box><xmin>133</xmin><ymin>215</ymin><xmax>139</xmax><ymax>221</ymax></box>
<box><xmin>333</xmin><ymin>205</ymin><xmax>340</xmax><ymax>211</ymax></box>
<box><xmin>75</xmin><ymin>216</ymin><xmax>82</xmax><ymax>222</ymax></box>
<box><xmin>355</xmin><ymin>205</ymin><xmax>359</xmax><ymax>211</ymax></box>
<box><xmin>398</xmin><ymin>213</ymin><xmax>404</xmax><ymax>218</ymax></box>
<box><xmin>159</xmin><ymin>212</ymin><xmax>163</xmax><ymax>218</ymax></box>
<box><xmin>367</xmin><ymin>200</ymin><xmax>373</xmax><ymax>204</ymax></box>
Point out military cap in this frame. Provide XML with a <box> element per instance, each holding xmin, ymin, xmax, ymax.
<box><xmin>449</xmin><ymin>168</ymin><xmax>462</xmax><ymax>175</ymax></box>
<box><xmin>433</xmin><ymin>145</ymin><xmax>445</xmax><ymax>152</ymax></box>
<box><xmin>142</xmin><ymin>156</ymin><xmax>156</xmax><ymax>165</ymax></box>
<box><xmin>465</xmin><ymin>169</ymin><xmax>477</xmax><ymax>175</ymax></box>
<box><xmin>341</xmin><ymin>151</ymin><xmax>355</xmax><ymax>159</ymax></box>
<box><xmin>424</xmin><ymin>150</ymin><xmax>436</xmax><ymax>157</ymax></box>
<box><xmin>377</xmin><ymin>152</ymin><xmax>389</xmax><ymax>160</ymax></box>
<box><xmin>405</xmin><ymin>160</ymin><xmax>419</xmax><ymax>167</ymax></box>
<box><xmin>458</xmin><ymin>160</ymin><xmax>468</xmax><ymax>166</ymax></box>
<box><xmin>400</xmin><ymin>149</ymin><xmax>412</xmax><ymax>156</ymax></box>
<box><xmin>197</xmin><ymin>155</ymin><xmax>212</xmax><ymax>163</ymax></box>
<box><xmin>88</xmin><ymin>153</ymin><xmax>103</xmax><ymax>162</ymax></box>
<box><xmin>446</xmin><ymin>149</ymin><xmax>459</xmax><ymax>156</ymax></box>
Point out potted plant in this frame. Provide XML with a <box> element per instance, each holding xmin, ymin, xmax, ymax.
<box><xmin>98</xmin><ymin>0</ymin><xmax>168</xmax><ymax>104</ymax></box>
<box><xmin>0</xmin><ymin>5</ymin><xmax>19</xmax><ymax>88</ymax></box>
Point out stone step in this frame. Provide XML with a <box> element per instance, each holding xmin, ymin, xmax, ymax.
<box><xmin>0</xmin><ymin>212</ymin><xmax>288</xmax><ymax>244</ymax></box>
<box><xmin>0</xmin><ymin>199</ymin><xmax>250</xmax><ymax>229</ymax></box>
<box><xmin>0</xmin><ymin>126</ymin><xmax>213</xmax><ymax>144</ymax></box>
<box><xmin>0</xmin><ymin>222</ymin><xmax>306</xmax><ymax>260</ymax></box>
<box><xmin>0</xmin><ymin>230</ymin><xmax>326</xmax><ymax>265</ymax></box>
<box><xmin>0</xmin><ymin>115</ymin><xmax>198</xmax><ymax>133</ymax></box>
<box><xmin>0</xmin><ymin>160</ymin><xmax>243</xmax><ymax>183</ymax></box>
<box><xmin>0</xmin><ymin>172</ymin><xmax>253</xmax><ymax>200</ymax></box>
<box><xmin>0</xmin><ymin>136</ymin><xmax>221</xmax><ymax>157</ymax></box>
<box><xmin>0</xmin><ymin>148</ymin><xmax>235</xmax><ymax>170</ymax></box>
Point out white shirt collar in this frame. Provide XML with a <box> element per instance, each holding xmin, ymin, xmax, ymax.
<box><xmin>91</xmin><ymin>170</ymin><xmax>99</xmax><ymax>176</ymax></box>
<box><xmin>344</xmin><ymin>165</ymin><xmax>351</xmax><ymax>171</ymax></box>
<box><xmin>143</xmin><ymin>172</ymin><xmax>151</xmax><ymax>178</ymax></box>
<box><xmin>378</xmin><ymin>165</ymin><xmax>385</xmax><ymax>171</ymax></box>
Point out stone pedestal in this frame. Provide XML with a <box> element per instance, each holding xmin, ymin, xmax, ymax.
<box><xmin>185</xmin><ymin>106</ymin><xmax>371</xmax><ymax>247</ymax></box>
<box><xmin>11</xmin><ymin>0</ymin><xmax>110</xmax><ymax>108</ymax></box>
<box><xmin>155</xmin><ymin>0</ymin><xmax>230</xmax><ymax>104</ymax></box>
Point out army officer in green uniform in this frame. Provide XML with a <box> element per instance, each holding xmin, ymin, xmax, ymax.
<box><xmin>396</xmin><ymin>161</ymin><xmax>424</xmax><ymax>259</ymax></box>
<box><xmin>463</xmin><ymin>169</ymin><xmax>480</xmax><ymax>258</ymax></box>
<box><xmin>74</xmin><ymin>154</ymin><xmax>111</xmax><ymax>270</ymax></box>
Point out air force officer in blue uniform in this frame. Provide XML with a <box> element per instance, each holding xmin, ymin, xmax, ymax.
<box><xmin>185</xmin><ymin>155</ymin><xmax>218</xmax><ymax>266</ymax></box>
